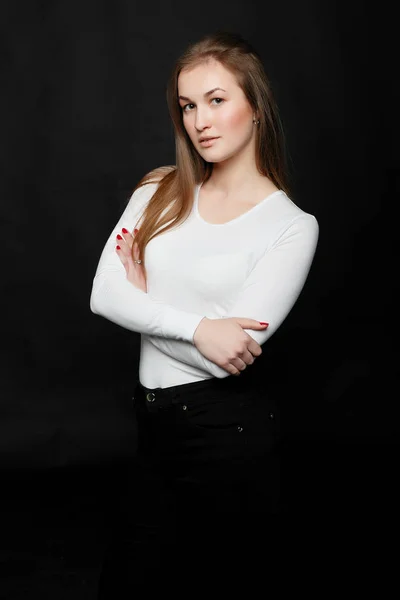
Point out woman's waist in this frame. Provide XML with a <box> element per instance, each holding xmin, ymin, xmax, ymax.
<box><xmin>135</xmin><ymin>366</ymin><xmax>256</xmax><ymax>409</ymax></box>
<box><xmin>139</xmin><ymin>337</ymin><xmax>214</xmax><ymax>388</ymax></box>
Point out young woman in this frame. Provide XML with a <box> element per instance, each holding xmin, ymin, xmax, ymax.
<box><xmin>91</xmin><ymin>30</ymin><xmax>319</xmax><ymax>587</ymax></box>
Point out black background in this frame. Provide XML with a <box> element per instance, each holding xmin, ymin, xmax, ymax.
<box><xmin>1</xmin><ymin>0</ymin><xmax>399</xmax><ymax>596</ymax></box>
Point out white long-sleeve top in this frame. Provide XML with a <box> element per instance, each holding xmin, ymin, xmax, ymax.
<box><xmin>90</xmin><ymin>180</ymin><xmax>319</xmax><ymax>388</ymax></box>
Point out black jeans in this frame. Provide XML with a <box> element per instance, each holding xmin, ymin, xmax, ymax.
<box><xmin>98</xmin><ymin>372</ymin><xmax>281</xmax><ymax>595</ymax></box>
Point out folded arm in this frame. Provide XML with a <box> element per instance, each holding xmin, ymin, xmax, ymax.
<box><xmin>90</xmin><ymin>184</ymin><xmax>205</xmax><ymax>342</ymax></box>
<box><xmin>146</xmin><ymin>214</ymin><xmax>319</xmax><ymax>378</ymax></box>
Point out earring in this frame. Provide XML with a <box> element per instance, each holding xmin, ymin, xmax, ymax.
<box><xmin>253</xmin><ymin>118</ymin><xmax>260</xmax><ymax>125</ymax></box>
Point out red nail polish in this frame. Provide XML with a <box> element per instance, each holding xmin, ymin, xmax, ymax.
<box><xmin>134</xmin><ymin>229</ymin><xmax>138</xmax><ymax>234</ymax></box>
<box><xmin>259</xmin><ymin>322</ymin><xmax>269</xmax><ymax>326</ymax></box>
<box><xmin>116</xmin><ymin>245</ymin><xmax>121</xmax><ymax>250</ymax></box>
<box><xmin>122</xmin><ymin>228</ymin><xmax>128</xmax><ymax>234</ymax></box>
<box><xmin>116</xmin><ymin>234</ymin><xmax>122</xmax><ymax>240</ymax></box>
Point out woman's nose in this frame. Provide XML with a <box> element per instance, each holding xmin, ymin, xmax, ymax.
<box><xmin>194</xmin><ymin>108</ymin><xmax>211</xmax><ymax>131</ymax></box>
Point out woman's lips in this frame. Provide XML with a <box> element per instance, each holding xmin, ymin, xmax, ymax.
<box><xmin>199</xmin><ymin>137</ymin><xmax>220</xmax><ymax>147</ymax></box>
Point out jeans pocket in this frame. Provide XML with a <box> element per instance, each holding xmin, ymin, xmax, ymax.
<box><xmin>235</xmin><ymin>388</ymin><xmax>281</xmax><ymax>443</ymax></box>
<box><xmin>181</xmin><ymin>393</ymin><xmax>242</xmax><ymax>433</ymax></box>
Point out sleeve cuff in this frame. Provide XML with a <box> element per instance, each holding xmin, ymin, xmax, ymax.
<box><xmin>160</xmin><ymin>308</ymin><xmax>205</xmax><ymax>343</ymax></box>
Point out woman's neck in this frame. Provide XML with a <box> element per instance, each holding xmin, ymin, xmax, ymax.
<box><xmin>206</xmin><ymin>149</ymin><xmax>265</xmax><ymax>197</ymax></box>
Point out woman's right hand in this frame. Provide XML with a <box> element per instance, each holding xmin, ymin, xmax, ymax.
<box><xmin>193</xmin><ymin>317</ymin><xmax>268</xmax><ymax>376</ymax></box>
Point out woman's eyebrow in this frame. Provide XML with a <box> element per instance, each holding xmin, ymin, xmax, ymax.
<box><xmin>178</xmin><ymin>87</ymin><xmax>227</xmax><ymax>102</ymax></box>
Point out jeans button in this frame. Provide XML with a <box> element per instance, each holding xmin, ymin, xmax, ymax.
<box><xmin>182</xmin><ymin>405</ymin><xmax>187</xmax><ymax>410</ymax></box>
<box><xmin>146</xmin><ymin>392</ymin><xmax>156</xmax><ymax>403</ymax></box>
<box><xmin>237</xmin><ymin>426</ymin><xmax>243</xmax><ymax>432</ymax></box>
<box><xmin>269</xmin><ymin>412</ymin><xmax>275</xmax><ymax>419</ymax></box>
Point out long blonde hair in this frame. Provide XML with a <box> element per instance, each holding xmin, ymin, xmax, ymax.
<box><xmin>131</xmin><ymin>30</ymin><xmax>290</xmax><ymax>271</ymax></box>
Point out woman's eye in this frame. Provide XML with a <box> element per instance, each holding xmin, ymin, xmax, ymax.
<box><xmin>182</xmin><ymin>98</ymin><xmax>224</xmax><ymax>112</ymax></box>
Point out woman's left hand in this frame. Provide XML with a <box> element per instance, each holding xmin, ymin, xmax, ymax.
<box><xmin>115</xmin><ymin>228</ymin><xmax>147</xmax><ymax>293</ymax></box>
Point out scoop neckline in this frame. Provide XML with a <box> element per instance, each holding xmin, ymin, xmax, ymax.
<box><xmin>194</xmin><ymin>183</ymin><xmax>283</xmax><ymax>227</ymax></box>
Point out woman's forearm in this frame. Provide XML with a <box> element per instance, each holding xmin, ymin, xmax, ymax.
<box><xmin>145</xmin><ymin>213</ymin><xmax>319</xmax><ymax>371</ymax></box>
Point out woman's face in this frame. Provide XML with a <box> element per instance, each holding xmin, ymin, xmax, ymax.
<box><xmin>177</xmin><ymin>59</ymin><xmax>256</xmax><ymax>164</ymax></box>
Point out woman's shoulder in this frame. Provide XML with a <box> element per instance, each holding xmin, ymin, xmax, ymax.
<box><xmin>270</xmin><ymin>190</ymin><xmax>317</xmax><ymax>223</ymax></box>
<box><xmin>136</xmin><ymin>164</ymin><xmax>176</xmax><ymax>189</ymax></box>
<box><xmin>261</xmin><ymin>191</ymin><xmax>319</xmax><ymax>247</ymax></box>
<box><xmin>127</xmin><ymin>165</ymin><xmax>176</xmax><ymax>204</ymax></box>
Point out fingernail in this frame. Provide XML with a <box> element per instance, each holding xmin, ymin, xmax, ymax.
<box><xmin>116</xmin><ymin>245</ymin><xmax>121</xmax><ymax>250</ymax></box>
<box><xmin>259</xmin><ymin>322</ymin><xmax>269</xmax><ymax>326</ymax></box>
<box><xmin>134</xmin><ymin>229</ymin><xmax>139</xmax><ymax>234</ymax></box>
<box><xmin>122</xmin><ymin>228</ymin><xmax>128</xmax><ymax>234</ymax></box>
<box><xmin>116</xmin><ymin>234</ymin><xmax>123</xmax><ymax>240</ymax></box>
